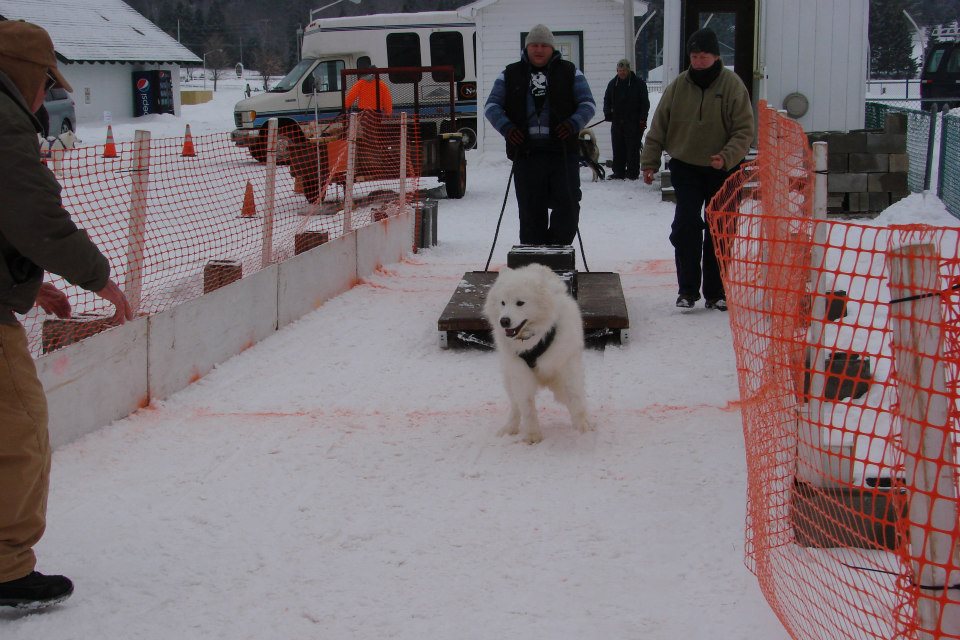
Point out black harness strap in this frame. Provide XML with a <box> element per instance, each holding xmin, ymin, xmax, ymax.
<box><xmin>518</xmin><ymin>325</ymin><xmax>557</xmax><ymax>369</ymax></box>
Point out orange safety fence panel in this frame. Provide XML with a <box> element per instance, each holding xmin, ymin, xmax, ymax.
<box><xmin>705</xmin><ymin>102</ymin><xmax>960</xmax><ymax>639</ymax></box>
<box><xmin>28</xmin><ymin>115</ymin><xmax>422</xmax><ymax>356</ymax></box>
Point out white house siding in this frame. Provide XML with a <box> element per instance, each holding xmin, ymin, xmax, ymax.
<box><xmin>760</xmin><ymin>0</ymin><xmax>868</xmax><ymax>132</ymax></box>
<box><xmin>64</xmin><ymin>63</ymin><xmax>184</xmax><ymax>125</ymax></box>
<box><xmin>474</xmin><ymin>0</ymin><xmax>631</xmax><ymax>160</ymax></box>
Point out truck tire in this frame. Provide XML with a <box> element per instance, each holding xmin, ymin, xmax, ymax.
<box><xmin>443</xmin><ymin>145</ymin><xmax>467</xmax><ymax>199</ymax></box>
<box><xmin>249</xmin><ymin>125</ymin><xmax>302</xmax><ymax>164</ymax></box>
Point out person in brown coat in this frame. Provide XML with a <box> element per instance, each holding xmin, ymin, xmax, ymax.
<box><xmin>0</xmin><ymin>20</ymin><xmax>132</xmax><ymax>610</ymax></box>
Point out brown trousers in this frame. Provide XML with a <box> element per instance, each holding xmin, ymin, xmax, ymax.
<box><xmin>0</xmin><ymin>323</ymin><xmax>50</xmax><ymax>582</ymax></box>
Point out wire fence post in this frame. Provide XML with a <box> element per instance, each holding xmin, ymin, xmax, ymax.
<box><xmin>887</xmin><ymin>239</ymin><xmax>960</xmax><ymax>639</ymax></box>
<box><xmin>123</xmin><ymin>129</ymin><xmax>151</xmax><ymax>315</ymax></box>
<box><xmin>262</xmin><ymin>118</ymin><xmax>277</xmax><ymax>268</ymax></box>
<box><xmin>937</xmin><ymin>108</ymin><xmax>948</xmax><ymax>200</ymax></box>
<box><xmin>925</xmin><ymin>107</ymin><xmax>938</xmax><ymax>191</ymax></box>
<box><xmin>343</xmin><ymin>112</ymin><xmax>358</xmax><ymax>235</ymax></box>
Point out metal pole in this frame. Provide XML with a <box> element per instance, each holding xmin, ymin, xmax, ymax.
<box><xmin>938</xmin><ymin>109</ymin><xmax>948</xmax><ymax>199</ymax></box>
<box><xmin>925</xmin><ymin>107</ymin><xmax>937</xmax><ymax>191</ymax></box>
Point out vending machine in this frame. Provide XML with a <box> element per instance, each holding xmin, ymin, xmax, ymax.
<box><xmin>132</xmin><ymin>70</ymin><xmax>174</xmax><ymax>116</ymax></box>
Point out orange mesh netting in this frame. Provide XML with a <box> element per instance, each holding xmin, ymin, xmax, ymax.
<box><xmin>29</xmin><ymin>111</ymin><xmax>421</xmax><ymax>355</ymax></box>
<box><xmin>707</xmin><ymin>102</ymin><xmax>960</xmax><ymax>639</ymax></box>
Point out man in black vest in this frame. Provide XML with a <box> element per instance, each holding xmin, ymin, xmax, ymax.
<box><xmin>484</xmin><ymin>24</ymin><xmax>596</xmax><ymax>245</ymax></box>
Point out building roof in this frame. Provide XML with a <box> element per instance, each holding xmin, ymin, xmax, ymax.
<box><xmin>0</xmin><ymin>0</ymin><xmax>201</xmax><ymax>64</ymax></box>
<box><xmin>458</xmin><ymin>0</ymin><xmax>648</xmax><ymax>17</ymax></box>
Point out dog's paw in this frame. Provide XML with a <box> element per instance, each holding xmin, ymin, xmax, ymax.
<box><xmin>575</xmin><ymin>419</ymin><xmax>595</xmax><ymax>433</ymax></box>
<box><xmin>497</xmin><ymin>423</ymin><xmax>520</xmax><ymax>437</ymax></box>
<box><xmin>523</xmin><ymin>431</ymin><xmax>544</xmax><ymax>444</ymax></box>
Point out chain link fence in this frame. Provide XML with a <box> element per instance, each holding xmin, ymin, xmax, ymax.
<box><xmin>865</xmin><ymin>101</ymin><xmax>960</xmax><ymax>219</ymax></box>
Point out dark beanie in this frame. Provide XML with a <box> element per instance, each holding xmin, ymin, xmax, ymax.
<box><xmin>687</xmin><ymin>28</ymin><xmax>720</xmax><ymax>56</ymax></box>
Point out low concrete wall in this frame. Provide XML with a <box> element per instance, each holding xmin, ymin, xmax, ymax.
<box><xmin>38</xmin><ymin>210</ymin><xmax>413</xmax><ymax>448</ymax></box>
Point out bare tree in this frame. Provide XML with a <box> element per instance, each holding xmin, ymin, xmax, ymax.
<box><xmin>256</xmin><ymin>49</ymin><xmax>284</xmax><ymax>91</ymax></box>
<box><xmin>204</xmin><ymin>34</ymin><xmax>230</xmax><ymax>91</ymax></box>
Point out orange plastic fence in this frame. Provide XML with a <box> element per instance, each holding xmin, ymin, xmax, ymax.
<box><xmin>707</xmin><ymin>102</ymin><xmax>960</xmax><ymax>639</ymax></box>
<box><xmin>31</xmin><ymin>113</ymin><xmax>421</xmax><ymax>356</ymax></box>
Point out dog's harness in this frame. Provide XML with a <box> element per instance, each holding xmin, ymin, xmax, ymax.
<box><xmin>517</xmin><ymin>325</ymin><xmax>557</xmax><ymax>369</ymax></box>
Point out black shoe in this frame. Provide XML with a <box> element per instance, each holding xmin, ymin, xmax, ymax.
<box><xmin>0</xmin><ymin>571</ymin><xmax>74</xmax><ymax>610</ymax></box>
<box><xmin>705</xmin><ymin>298</ymin><xmax>728</xmax><ymax>311</ymax></box>
<box><xmin>676</xmin><ymin>295</ymin><xmax>697</xmax><ymax>309</ymax></box>
<box><xmin>608</xmin><ymin>174</ymin><xmax>625</xmax><ymax>180</ymax></box>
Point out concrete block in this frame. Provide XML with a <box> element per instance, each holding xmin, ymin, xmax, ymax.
<box><xmin>848</xmin><ymin>192</ymin><xmax>871</xmax><ymax>212</ymax></box>
<box><xmin>828</xmin><ymin>153</ymin><xmax>848</xmax><ymax>173</ymax></box>
<box><xmin>828</xmin><ymin>173</ymin><xmax>868</xmax><ymax>192</ymax></box>
<box><xmin>884</xmin><ymin>112</ymin><xmax>908</xmax><ymax>135</ymax></box>
<box><xmin>827</xmin><ymin>132</ymin><xmax>868</xmax><ymax>154</ymax></box>
<box><xmin>890</xmin><ymin>191</ymin><xmax>910</xmax><ymax>205</ymax></box>
<box><xmin>868</xmin><ymin>192</ymin><xmax>890</xmax><ymax>211</ymax></box>
<box><xmin>866</xmin><ymin>132</ymin><xmax>907</xmax><ymax>154</ymax></box>
<box><xmin>849</xmin><ymin>153</ymin><xmax>888</xmax><ymax>173</ymax></box>
<box><xmin>868</xmin><ymin>172</ymin><xmax>908</xmax><ymax>192</ymax></box>
<box><xmin>889</xmin><ymin>153</ymin><xmax>910</xmax><ymax>173</ymax></box>
<box><xmin>827</xmin><ymin>194</ymin><xmax>846</xmax><ymax>210</ymax></box>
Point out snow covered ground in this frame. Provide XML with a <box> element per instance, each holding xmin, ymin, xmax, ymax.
<box><xmin>5</xmin><ymin>76</ymin><xmax>959</xmax><ymax>639</ymax></box>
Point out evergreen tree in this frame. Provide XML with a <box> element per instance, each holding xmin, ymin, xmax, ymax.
<box><xmin>870</xmin><ymin>0</ymin><xmax>918</xmax><ymax>78</ymax></box>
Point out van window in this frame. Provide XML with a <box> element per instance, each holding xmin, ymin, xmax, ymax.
<box><xmin>309</xmin><ymin>59</ymin><xmax>345</xmax><ymax>93</ymax></box>
<box><xmin>926</xmin><ymin>48</ymin><xmax>946</xmax><ymax>74</ymax></box>
<box><xmin>429</xmin><ymin>32</ymin><xmax>464</xmax><ymax>81</ymax></box>
<box><xmin>386</xmin><ymin>32</ymin><xmax>422</xmax><ymax>83</ymax></box>
<box><xmin>949</xmin><ymin>48</ymin><xmax>960</xmax><ymax>73</ymax></box>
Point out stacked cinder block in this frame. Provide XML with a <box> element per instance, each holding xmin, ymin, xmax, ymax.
<box><xmin>807</xmin><ymin>113</ymin><xmax>910</xmax><ymax>215</ymax></box>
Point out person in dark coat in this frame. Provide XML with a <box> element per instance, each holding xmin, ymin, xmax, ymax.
<box><xmin>603</xmin><ymin>58</ymin><xmax>649</xmax><ymax>180</ymax></box>
<box><xmin>0</xmin><ymin>20</ymin><xmax>132</xmax><ymax>610</ymax></box>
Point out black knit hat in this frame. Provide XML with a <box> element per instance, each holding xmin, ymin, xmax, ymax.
<box><xmin>687</xmin><ymin>28</ymin><xmax>720</xmax><ymax>56</ymax></box>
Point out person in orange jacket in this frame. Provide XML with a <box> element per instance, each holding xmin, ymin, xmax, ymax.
<box><xmin>344</xmin><ymin>61</ymin><xmax>393</xmax><ymax>114</ymax></box>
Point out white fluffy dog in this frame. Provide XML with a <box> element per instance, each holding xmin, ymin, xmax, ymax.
<box><xmin>483</xmin><ymin>263</ymin><xmax>592</xmax><ymax>444</ymax></box>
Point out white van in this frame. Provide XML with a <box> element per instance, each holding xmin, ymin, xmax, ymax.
<box><xmin>231</xmin><ymin>10</ymin><xmax>477</xmax><ymax>162</ymax></box>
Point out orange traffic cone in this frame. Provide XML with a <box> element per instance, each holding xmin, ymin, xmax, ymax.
<box><xmin>240</xmin><ymin>181</ymin><xmax>256</xmax><ymax>218</ymax></box>
<box><xmin>103</xmin><ymin>124</ymin><xmax>118</xmax><ymax>158</ymax></box>
<box><xmin>181</xmin><ymin>124</ymin><xmax>196</xmax><ymax>157</ymax></box>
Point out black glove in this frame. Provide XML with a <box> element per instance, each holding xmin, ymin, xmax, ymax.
<box><xmin>554</xmin><ymin>120</ymin><xmax>575</xmax><ymax>140</ymax></box>
<box><xmin>506</xmin><ymin>126</ymin><xmax>526</xmax><ymax>146</ymax></box>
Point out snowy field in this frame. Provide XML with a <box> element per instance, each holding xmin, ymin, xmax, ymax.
<box><xmin>4</xmin><ymin>76</ymin><xmax>959</xmax><ymax>639</ymax></box>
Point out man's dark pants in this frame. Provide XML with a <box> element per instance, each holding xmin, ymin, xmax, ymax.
<box><xmin>611</xmin><ymin>122</ymin><xmax>642</xmax><ymax>179</ymax></box>
<box><xmin>513</xmin><ymin>150</ymin><xmax>581</xmax><ymax>245</ymax></box>
<box><xmin>667</xmin><ymin>158</ymin><xmax>733</xmax><ymax>301</ymax></box>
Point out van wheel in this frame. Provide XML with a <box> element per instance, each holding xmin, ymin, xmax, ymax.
<box><xmin>60</xmin><ymin>119</ymin><xmax>73</xmax><ymax>134</ymax></box>
<box><xmin>249</xmin><ymin>126</ymin><xmax>302</xmax><ymax>164</ymax></box>
<box><xmin>442</xmin><ymin>145</ymin><xmax>467</xmax><ymax>199</ymax></box>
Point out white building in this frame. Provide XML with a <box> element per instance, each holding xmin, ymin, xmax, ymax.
<box><xmin>662</xmin><ymin>0</ymin><xmax>869</xmax><ymax>133</ymax></box>
<box><xmin>0</xmin><ymin>0</ymin><xmax>200</xmax><ymax>124</ymax></box>
<box><xmin>458</xmin><ymin>0</ymin><xmax>649</xmax><ymax>158</ymax></box>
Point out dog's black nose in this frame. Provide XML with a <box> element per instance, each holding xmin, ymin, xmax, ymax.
<box><xmin>500</xmin><ymin>317</ymin><xmax>511</xmax><ymax>328</ymax></box>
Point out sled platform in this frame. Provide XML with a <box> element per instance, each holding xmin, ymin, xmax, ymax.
<box><xmin>438</xmin><ymin>270</ymin><xmax>630</xmax><ymax>349</ymax></box>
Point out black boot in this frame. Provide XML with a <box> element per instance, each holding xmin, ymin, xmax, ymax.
<box><xmin>0</xmin><ymin>571</ymin><xmax>74</xmax><ymax>610</ymax></box>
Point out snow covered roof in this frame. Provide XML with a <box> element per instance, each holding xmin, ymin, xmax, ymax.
<box><xmin>457</xmin><ymin>0</ymin><xmax>648</xmax><ymax>17</ymax></box>
<box><xmin>0</xmin><ymin>0</ymin><xmax>201</xmax><ymax>64</ymax></box>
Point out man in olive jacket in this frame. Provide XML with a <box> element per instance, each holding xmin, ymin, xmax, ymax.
<box><xmin>0</xmin><ymin>20</ymin><xmax>132</xmax><ymax>610</ymax></box>
<box><xmin>641</xmin><ymin>28</ymin><xmax>754</xmax><ymax>311</ymax></box>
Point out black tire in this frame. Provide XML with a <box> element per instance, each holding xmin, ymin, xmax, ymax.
<box><xmin>442</xmin><ymin>145</ymin><xmax>467</xmax><ymax>199</ymax></box>
<box><xmin>249</xmin><ymin>142</ymin><xmax>267</xmax><ymax>163</ymax></box>
<box><xmin>249</xmin><ymin>125</ymin><xmax>302</xmax><ymax>164</ymax></box>
<box><xmin>60</xmin><ymin>119</ymin><xmax>73</xmax><ymax>134</ymax></box>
